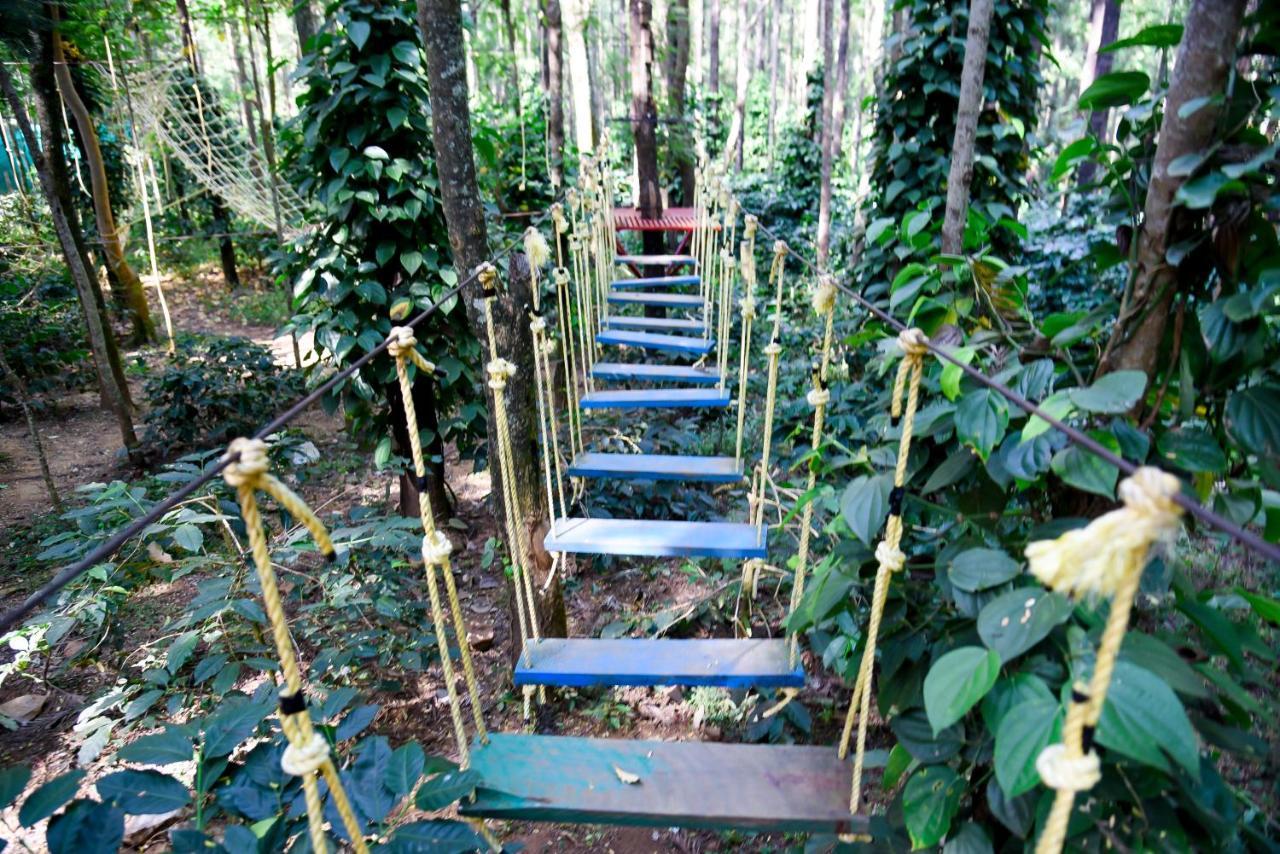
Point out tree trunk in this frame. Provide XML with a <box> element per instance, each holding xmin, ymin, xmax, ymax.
<box><xmin>543</xmin><ymin>0</ymin><xmax>566</xmax><ymax>187</ymax></box>
<box><xmin>707</xmin><ymin>0</ymin><xmax>720</xmax><ymax>97</ymax></box>
<box><xmin>815</xmin><ymin>0</ymin><xmax>836</xmax><ymax>265</ymax></box>
<box><xmin>665</xmin><ymin>0</ymin><xmax>695</xmax><ymax>203</ymax></box>
<box><xmin>0</xmin><ymin>351</ymin><xmax>63</xmax><ymax>513</ymax></box>
<box><xmin>291</xmin><ymin>0</ymin><xmax>319</xmax><ymax>54</ymax></box>
<box><xmin>417</xmin><ymin>0</ymin><xmax>567</xmax><ymax>643</ymax></box>
<box><xmin>723</xmin><ymin>0</ymin><xmax>760</xmax><ymax>171</ymax></box>
<box><xmin>226</xmin><ymin>19</ymin><xmax>260</xmax><ymax>146</ymax></box>
<box><xmin>50</xmin><ymin>16</ymin><xmax>155</xmax><ymax>344</ymax></box>
<box><xmin>1</xmin><ymin>60</ymin><xmax>138</xmax><ymax>455</ymax></box>
<box><xmin>563</xmin><ymin>0</ymin><xmax>595</xmax><ymax>154</ymax></box>
<box><xmin>175</xmin><ymin>0</ymin><xmax>202</xmax><ymax>74</ymax></box>
<box><xmin>831</xmin><ymin>0</ymin><xmax>852</xmax><ymax>160</ymax></box>
<box><xmin>251</xmin><ymin>0</ymin><xmax>287</xmax><ymax>242</ymax></box>
<box><xmin>939</xmin><ymin>0</ymin><xmax>994</xmax><ymax>256</ymax></box>
<box><xmin>765</xmin><ymin>0</ymin><xmax>781</xmax><ymax>168</ymax></box>
<box><xmin>587</xmin><ymin>17</ymin><xmax>607</xmax><ymax>144</ymax></box>
<box><xmin>630</xmin><ymin>0</ymin><xmax>666</xmax><ymax>300</ymax></box>
<box><xmin>500</xmin><ymin>0</ymin><xmax>524</xmax><ymax>120</ymax></box>
<box><xmin>1076</xmin><ymin>0</ymin><xmax>1121</xmax><ymax>186</ymax></box>
<box><xmin>1101</xmin><ymin>0</ymin><xmax>1247</xmax><ymax>383</ymax></box>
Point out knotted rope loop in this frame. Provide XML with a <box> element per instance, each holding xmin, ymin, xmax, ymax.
<box><xmin>874</xmin><ymin>541</ymin><xmax>905</xmax><ymax>573</ymax></box>
<box><xmin>477</xmin><ymin>263</ymin><xmax>499</xmax><ymax>298</ymax></box>
<box><xmin>386</xmin><ymin>325</ymin><xmax>417</xmax><ymax>358</ymax></box>
<box><xmin>222</xmin><ymin>437</ymin><xmax>269</xmax><ymax>487</ymax></box>
<box><xmin>529</xmin><ymin>315</ymin><xmax>547</xmax><ymax>335</ymax></box>
<box><xmin>523</xmin><ymin>226</ymin><xmax>550</xmax><ymax>268</ymax></box>
<box><xmin>421</xmin><ymin>530</ymin><xmax>454</xmax><ymax>567</ymax></box>
<box><xmin>897</xmin><ymin>327</ymin><xmax>929</xmax><ymax>358</ymax></box>
<box><xmin>551</xmin><ymin>203</ymin><xmax>568</xmax><ymax>234</ymax></box>
<box><xmin>281</xmin><ymin>732</ymin><xmax>331</xmax><ymax>777</ymax></box>
<box><xmin>1035</xmin><ymin>744</ymin><xmax>1101</xmax><ymax>793</ymax></box>
<box><xmin>486</xmin><ymin>358</ymin><xmax>517</xmax><ymax>390</ymax></box>
<box><xmin>806</xmin><ymin>387</ymin><xmax>831</xmax><ymax>408</ymax></box>
<box><xmin>739</xmin><ymin>296</ymin><xmax>758</xmax><ymax>321</ymax></box>
<box><xmin>553</xmin><ymin>267</ymin><xmax>570</xmax><ymax>286</ymax></box>
<box><xmin>764</xmin><ymin>341</ymin><xmax>782</xmax><ymax>357</ymax></box>
<box><xmin>744</xmin><ymin>213</ymin><xmax>758</xmax><ymax>238</ymax></box>
<box><xmin>769</xmin><ymin>241</ymin><xmax>788</xmax><ymax>282</ymax></box>
<box><xmin>891</xmin><ymin>328</ymin><xmax>928</xmax><ymax>421</ymax></box>
<box><xmin>812</xmin><ymin>275</ymin><xmax>837</xmax><ymax>316</ymax></box>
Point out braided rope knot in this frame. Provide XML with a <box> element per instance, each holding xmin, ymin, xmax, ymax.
<box><xmin>875</xmin><ymin>541</ymin><xmax>906</xmax><ymax>573</ymax></box>
<box><xmin>772</xmin><ymin>239</ymin><xmax>788</xmax><ymax>258</ymax></box>
<box><xmin>530</xmin><ymin>316</ymin><xmax>547</xmax><ymax>335</ymax></box>
<box><xmin>554</xmin><ymin>267</ymin><xmax>570</xmax><ymax>286</ymax></box>
<box><xmin>487</xmin><ymin>358</ymin><xmax>517</xmax><ymax>390</ymax></box>
<box><xmin>476</xmin><ymin>263</ymin><xmax>498</xmax><ymax>292</ymax></box>
<box><xmin>812</xmin><ymin>276</ymin><xmax>838</xmax><ymax>316</ymax></box>
<box><xmin>764</xmin><ymin>342</ymin><xmax>782</xmax><ymax>356</ymax></box>
<box><xmin>744</xmin><ymin>214</ymin><xmax>758</xmax><ymax>237</ymax></box>
<box><xmin>540</xmin><ymin>337</ymin><xmax>557</xmax><ymax>357</ymax></box>
<box><xmin>898</xmin><ymin>327</ymin><xmax>929</xmax><ymax>358</ymax></box>
<box><xmin>565</xmin><ymin>188</ymin><xmax>578</xmax><ymax>207</ymax></box>
<box><xmin>722</xmin><ymin>252</ymin><xmax>737</xmax><ymax>270</ymax></box>
<box><xmin>1036</xmin><ymin>744</ymin><xmax>1101</xmax><ymax>792</ymax></box>
<box><xmin>421</xmin><ymin>530</ymin><xmax>454</xmax><ymax>566</ymax></box>
<box><xmin>524</xmin><ymin>227</ymin><xmax>550</xmax><ymax>268</ymax></box>
<box><xmin>1026</xmin><ymin>465</ymin><xmax>1183</xmax><ymax>598</ymax></box>
<box><xmin>739</xmin><ymin>296</ymin><xmax>758</xmax><ymax>320</ymax></box>
<box><xmin>551</xmin><ymin>203</ymin><xmax>568</xmax><ymax>234</ymax></box>
<box><xmin>223</xmin><ymin>438</ymin><xmax>269</xmax><ymax>487</ymax></box>
<box><xmin>386</xmin><ymin>326</ymin><xmax>417</xmax><ymax>358</ymax></box>
<box><xmin>807</xmin><ymin>387</ymin><xmax>831</xmax><ymax>408</ymax></box>
<box><xmin>281</xmin><ymin>731</ymin><xmax>330</xmax><ymax>777</ymax></box>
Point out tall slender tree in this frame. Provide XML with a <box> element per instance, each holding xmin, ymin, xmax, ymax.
<box><xmin>815</xmin><ymin>0</ymin><xmax>835</xmax><ymax>264</ymax></box>
<box><xmin>1076</xmin><ymin>0</ymin><xmax>1121</xmax><ymax>185</ymax></box>
<box><xmin>664</xmin><ymin>0</ymin><xmax>694</xmax><ymax>202</ymax></box>
<box><xmin>542</xmin><ymin>0</ymin><xmax>566</xmax><ymax>186</ymax></box>
<box><xmin>707</xmin><ymin>0</ymin><xmax>720</xmax><ymax>96</ymax></box>
<box><xmin>563</xmin><ymin>0</ymin><xmax>594</xmax><ymax>153</ymax></box>
<box><xmin>940</xmin><ymin>0</ymin><xmax>995</xmax><ymax>255</ymax></box>
<box><xmin>417</xmin><ymin>0</ymin><xmax>567</xmax><ymax>639</ymax></box>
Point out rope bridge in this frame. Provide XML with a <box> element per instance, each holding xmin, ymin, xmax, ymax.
<box><xmin>4</xmin><ymin>148</ymin><xmax>1277</xmax><ymax>850</ymax></box>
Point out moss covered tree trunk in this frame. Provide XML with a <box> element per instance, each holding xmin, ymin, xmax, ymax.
<box><xmin>417</xmin><ymin>0</ymin><xmax>567</xmax><ymax>648</ymax></box>
<box><xmin>542</xmin><ymin>0</ymin><xmax>566</xmax><ymax>187</ymax></box>
<box><xmin>940</xmin><ymin>0</ymin><xmax>994</xmax><ymax>255</ymax></box>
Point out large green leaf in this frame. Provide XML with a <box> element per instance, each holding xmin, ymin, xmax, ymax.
<box><xmin>902</xmin><ymin>765</ymin><xmax>963</xmax><ymax>849</ymax></box>
<box><xmin>45</xmin><ymin>800</ymin><xmax>124</xmax><ymax>854</ymax></box>
<box><xmin>891</xmin><ymin>710</ymin><xmax>965</xmax><ymax>764</ymax></box>
<box><xmin>1119</xmin><ymin>632</ymin><xmax>1209</xmax><ymax>699</ymax></box>
<box><xmin>384</xmin><ymin>820</ymin><xmax>486</xmax><ymax>853</ymax></box>
<box><xmin>1226</xmin><ymin>385</ymin><xmax>1280</xmax><ymax>459</ymax></box>
<box><xmin>1100</xmin><ymin>24</ymin><xmax>1183</xmax><ymax>52</ymax></box>
<box><xmin>414</xmin><ymin>769</ymin><xmax>479</xmax><ymax>811</ymax></box>
<box><xmin>0</xmin><ymin>765</ymin><xmax>31</xmax><ymax>811</ymax></box>
<box><xmin>1051</xmin><ymin>439</ymin><xmax>1119</xmax><ymax>497</ymax></box>
<box><xmin>840</xmin><ymin>473</ymin><xmax>893</xmax><ymax>547</ymax></box>
<box><xmin>96</xmin><ymin>770</ymin><xmax>190</xmax><ymax>815</ymax></box>
<box><xmin>980</xmin><ymin>672</ymin><xmax>1054</xmax><ymax>733</ymax></box>
<box><xmin>1068</xmin><ymin>371</ymin><xmax>1147</xmax><ymax>414</ymax></box>
<box><xmin>1096</xmin><ymin>661</ymin><xmax>1200</xmax><ymax>776</ymax></box>
<box><xmin>347</xmin><ymin>20</ymin><xmax>371</xmax><ymax>50</ymax></box>
<box><xmin>1078</xmin><ymin>71</ymin><xmax>1150</xmax><ymax>110</ymax></box>
<box><xmin>116</xmin><ymin>728</ymin><xmax>194</xmax><ymax>765</ymax></box>
<box><xmin>977</xmin><ymin>587</ymin><xmax>1072</xmax><ymax>663</ymax></box>
<box><xmin>955</xmin><ymin>389</ymin><xmax>1009</xmax><ymax>461</ymax></box>
<box><xmin>1051</xmin><ymin>138</ymin><xmax>1098</xmax><ymax>183</ymax></box>
<box><xmin>19</xmin><ymin>769</ymin><xmax>85</xmax><ymax>827</ymax></box>
<box><xmin>923</xmin><ymin>647</ymin><xmax>1001</xmax><ymax>734</ymax></box>
<box><xmin>1156</xmin><ymin>427</ymin><xmax>1227</xmax><ymax>473</ymax></box>
<box><xmin>994</xmin><ymin>698</ymin><xmax>1061</xmax><ymax>797</ymax></box>
<box><xmin>943</xmin><ymin>822</ymin><xmax>994</xmax><ymax>854</ymax></box>
<box><xmin>948</xmin><ymin>547</ymin><xmax>1022</xmax><ymax>593</ymax></box>
<box><xmin>1176</xmin><ymin>172</ymin><xmax>1247</xmax><ymax>209</ymax></box>
<box><xmin>385</xmin><ymin>741</ymin><xmax>427</xmax><ymax>796</ymax></box>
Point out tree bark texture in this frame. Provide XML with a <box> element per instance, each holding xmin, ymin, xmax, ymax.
<box><xmin>543</xmin><ymin>0</ymin><xmax>566</xmax><ymax>186</ymax></box>
<box><xmin>630</xmin><ymin>0</ymin><xmax>662</xmax><ymax>219</ymax></box>
<box><xmin>563</xmin><ymin>0</ymin><xmax>595</xmax><ymax>153</ymax></box>
<box><xmin>1102</xmin><ymin>0</ymin><xmax>1247</xmax><ymax>381</ymax></box>
<box><xmin>815</xmin><ymin>0</ymin><xmax>836</xmax><ymax>265</ymax></box>
<box><xmin>723</xmin><ymin>0</ymin><xmax>760</xmax><ymax>171</ymax></box>
<box><xmin>500</xmin><ymin>0</ymin><xmax>524</xmax><ymax>119</ymax></box>
<box><xmin>707</xmin><ymin>0</ymin><xmax>720</xmax><ymax>96</ymax></box>
<box><xmin>291</xmin><ymin>0</ymin><xmax>319</xmax><ymax>54</ymax></box>
<box><xmin>1076</xmin><ymin>0</ymin><xmax>1121</xmax><ymax>186</ymax></box>
<box><xmin>831</xmin><ymin>0</ymin><xmax>852</xmax><ymax>159</ymax></box>
<box><xmin>665</xmin><ymin>0</ymin><xmax>695</xmax><ymax>203</ymax></box>
<box><xmin>51</xmin><ymin>19</ymin><xmax>154</xmax><ymax>344</ymax></box>
<box><xmin>417</xmin><ymin>0</ymin><xmax>566</xmax><ymax>643</ymax></box>
<box><xmin>1</xmin><ymin>59</ymin><xmax>138</xmax><ymax>453</ymax></box>
<box><xmin>939</xmin><ymin>0</ymin><xmax>994</xmax><ymax>255</ymax></box>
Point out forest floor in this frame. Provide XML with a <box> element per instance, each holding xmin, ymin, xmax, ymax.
<box><xmin>0</xmin><ymin>266</ymin><xmax>878</xmax><ymax>852</ymax></box>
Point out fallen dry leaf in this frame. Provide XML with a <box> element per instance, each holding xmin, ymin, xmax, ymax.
<box><xmin>0</xmin><ymin>694</ymin><xmax>47</xmax><ymax>723</ymax></box>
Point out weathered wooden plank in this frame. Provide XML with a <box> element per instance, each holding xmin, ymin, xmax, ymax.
<box><xmin>567</xmin><ymin>452</ymin><xmax>743</xmax><ymax>482</ymax></box>
<box><xmin>609</xmin><ymin>274</ymin><xmax>701</xmax><ymax>289</ymax></box>
<box><xmin>578</xmin><ymin>387</ymin><xmax>731</xmax><ymax>410</ymax></box>
<box><xmin>608</xmin><ymin>291</ymin><xmax>704</xmax><ymax>308</ymax></box>
<box><xmin>595</xmin><ymin>329</ymin><xmax>714</xmax><ymax>355</ymax></box>
<box><xmin>615</xmin><ymin>254</ymin><xmax>697</xmax><ymax>266</ymax></box>
<box><xmin>460</xmin><ymin>733</ymin><xmax>870</xmax><ymax>835</ymax></box>
<box><xmin>514</xmin><ymin>638</ymin><xmax>803</xmax><ymax>688</ymax></box>
<box><xmin>591</xmin><ymin>362</ymin><xmax>720</xmax><ymax>385</ymax></box>
<box><xmin>543</xmin><ymin>517</ymin><xmax>766</xmax><ymax>558</ymax></box>
<box><xmin>602</xmin><ymin>315</ymin><xmax>706</xmax><ymax>333</ymax></box>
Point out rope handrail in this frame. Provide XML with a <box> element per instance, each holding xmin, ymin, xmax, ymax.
<box><xmin>736</xmin><ymin>201</ymin><xmax>1280</xmax><ymax>566</ymax></box>
<box><xmin>0</xmin><ymin>213</ymin><xmax>551</xmax><ymax>635</ymax></box>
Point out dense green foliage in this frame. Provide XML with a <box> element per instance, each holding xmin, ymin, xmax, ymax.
<box><xmin>142</xmin><ymin>336</ymin><xmax>303</xmax><ymax>452</ymax></box>
<box><xmin>280</xmin><ymin>0</ymin><xmax>483</xmax><ymax>456</ymax></box>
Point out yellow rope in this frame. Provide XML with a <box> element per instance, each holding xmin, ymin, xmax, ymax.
<box><xmin>1029</xmin><ymin>467</ymin><xmax>1183</xmax><ymax>854</ymax></box>
<box><xmin>836</xmin><ymin>327</ymin><xmax>929</xmax><ymax>823</ymax></box>
<box><xmin>387</xmin><ymin>327</ymin><xmax>487</xmax><ymax>762</ymax></box>
<box><xmin>221</xmin><ymin>438</ymin><xmax>369</xmax><ymax>854</ymax></box>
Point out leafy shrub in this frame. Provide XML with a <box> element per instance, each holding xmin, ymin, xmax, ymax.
<box><xmin>143</xmin><ymin>336</ymin><xmax>302</xmax><ymax>452</ymax></box>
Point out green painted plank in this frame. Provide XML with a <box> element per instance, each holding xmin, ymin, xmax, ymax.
<box><xmin>514</xmin><ymin>638</ymin><xmax>804</xmax><ymax>688</ymax></box>
<box><xmin>461</xmin><ymin>733</ymin><xmax>870</xmax><ymax>834</ymax></box>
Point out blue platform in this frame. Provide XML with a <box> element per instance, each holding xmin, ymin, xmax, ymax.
<box><xmin>544</xmin><ymin>517</ymin><xmax>767</xmax><ymax>559</ymax></box>
<box><xmin>596</xmin><ymin>329</ymin><xmax>713</xmax><ymax>355</ymax></box>
<box><xmin>615</xmin><ymin>254</ymin><xmax>697</xmax><ymax>267</ymax></box>
<box><xmin>603</xmin><ymin>315</ymin><xmax>706</xmax><ymax>333</ymax></box>
<box><xmin>610</xmin><ymin>275</ymin><xmax>701</xmax><ymax>289</ymax></box>
<box><xmin>591</xmin><ymin>362</ymin><xmax>720</xmax><ymax>385</ymax></box>
<box><xmin>514</xmin><ymin>638</ymin><xmax>804</xmax><ymax>688</ymax></box>
<box><xmin>579</xmin><ymin>387</ymin><xmax>731</xmax><ymax>409</ymax></box>
<box><xmin>568</xmin><ymin>452</ymin><xmax>744</xmax><ymax>482</ymax></box>
<box><xmin>609</xmin><ymin>291</ymin><xmax>704</xmax><ymax>308</ymax></box>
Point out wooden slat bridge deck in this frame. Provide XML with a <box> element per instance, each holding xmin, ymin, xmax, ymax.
<box><xmin>567</xmin><ymin>452</ymin><xmax>744</xmax><ymax>482</ymax></box>
<box><xmin>615</xmin><ymin>254</ymin><xmax>697</xmax><ymax>266</ymax></box>
<box><xmin>591</xmin><ymin>362</ymin><xmax>720</xmax><ymax>385</ymax></box>
<box><xmin>610</xmin><ymin>274</ymin><xmax>701</xmax><ymax>289</ymax></box>
<box><xmin>544</xmin><ymin>517</ymin><xmax>766</xmax><ymax>559</ymax></box>
<box><xmin>513</xmin><ymin>638</ymin><xmax>803</xmax><ymax>688</ymax></box>
<box><xmin>595</xmin><ymin>329</ymin><xmax>714</xmax><ymax>355</ymax></box>
<box><xmin>602</xmin><ymin>315</ymin><xmax>706</xmax><ymax>333</ymax></box>
<box><xmin>608</xmin><ymin>291</ymin><xmax>704</xmax><ymax>308</ymax></box>
<box><xmin>613</xmin><ymin>206</ymin><xmax>701</xmax><ymax>232</ymax></box>
<box><xmin>460</xmin><ymin>733</ymin><xmax>871</xmax><ymax>834</ymax></box>
<box><xmin>578</xmin><ymin>387</ymin><xmax>731</xmax><ymax>410</ymax></box>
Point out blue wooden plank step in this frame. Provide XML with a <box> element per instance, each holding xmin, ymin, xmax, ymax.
<box><xmin>514</xmin><ymin>638</ymin><xmax>803</xmax><ymax>688</ymax></box>
<box><xmin>591</xmin><ymin>362</ymin><xmax>720</xmax><ymax>385</ymax></box>
<box><xmin>596</xmin><ymin>329</ymin><xmax>713</xmax><ymax>355</ymax></box>
<box><xmin>604</xmin><ymin>315</ymin><xmax>706</xmax><ymax>333</ymax></box>
<box><xmin>609</xmin><ymin>274</ymin><xmax>701</xmax><ymax>289</ymax></box>
<box><xmin>579</xmin><ymin>387</ymin><xmax>731</xmax><ymax>410</ymax></box>
<box><xmin>567</xmin><ymin>452</ymin><xmax>744</xmax><ymax>482</ymax></box>
<box><xmin>461</xmin><ymin>733</ymin><xmax>872</xmax><ymax>835</ymax></box>
<box><xmin>615</xmin><ymin>254</ymin><xmax>697</xmax><ymax>266</ymax></box>
<box><xmin>609</xmin><ymin>291</ymin><xmax>703</xmax><ymax>308</ymax></box>
<box><xmin>544</xmin><ymin>517</ymin><xmax>766</xmax><ymax>558</ymax></box>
